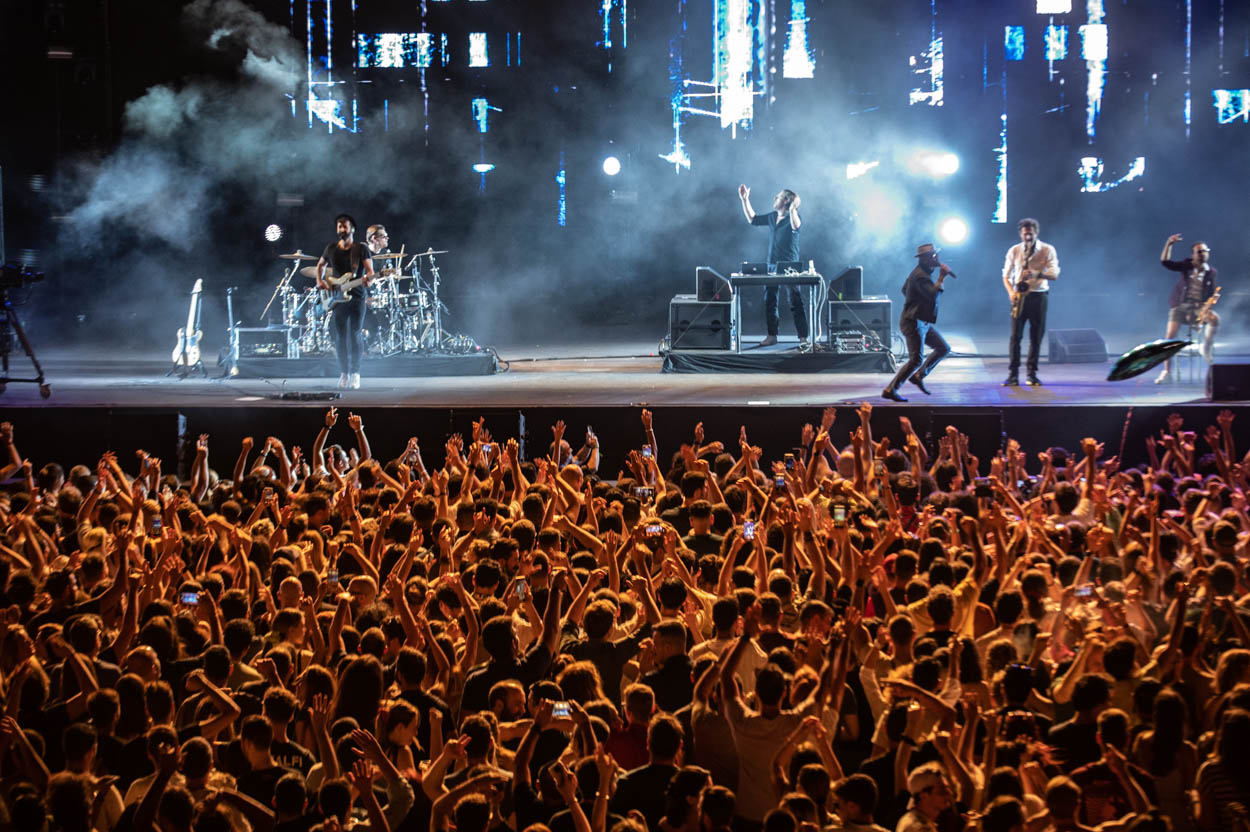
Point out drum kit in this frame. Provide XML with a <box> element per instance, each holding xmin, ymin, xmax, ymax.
<box><xmin>262</xmin><ymin>246</ymin><xmax>472</xmax><ymax>356</ymax></box>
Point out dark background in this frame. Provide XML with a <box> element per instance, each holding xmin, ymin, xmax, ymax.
<box><xmin>2</xmin><ymin>0</ymin><xmax>1248</xmax><ymax>354</ymax></box>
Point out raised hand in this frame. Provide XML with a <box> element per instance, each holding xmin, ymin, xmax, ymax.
<box><xmin>738</xmin><ymin>184</ymin><xmax>749</xmax><ymax>199</ymax></box>
<box><xmin>347</xmin><ymin>412</ymin><xmax>363</xmax><ymax>432</ymax></box>
<box><xmin>641</xmin><ymin>409</ymin><xmax>653</xmax><ymax>431</ymax></box>
<box><xmin>325</xmin><ymin>407</ymin><xmax>339</xmax><ymax>428</ymax></box>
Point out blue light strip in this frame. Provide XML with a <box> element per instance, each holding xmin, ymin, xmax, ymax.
<box><xmin>1185</xmin><ymin>0</ymin><xmax>1192</xmax><ymax>136</ymax></box>
<box><xmin>556</xmin><ymin>151</ymin><xmax>567</xmax><ymax>226</ymax></box>
<box><xmin>1080</xmin><ymin>0</ymin><xmax>1106</xmax><ymax>140</ymax></box>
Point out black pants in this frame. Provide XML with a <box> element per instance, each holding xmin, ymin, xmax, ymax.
<box><xmin>764</xmin><ymin>284</ymin><xmax>808</xmax><ymax>338</ymax></box>
<box><xmin>1008</xmin><ymin>291</ymin><xmax>1047</xmax><ymax>375</ymax></box>
<box><xmin>886</xmin><ymin>319</ymin><xmax>950</xmax><ymax>391</ymax></box>
<box><xmin>332</xmin><ymin>297</ymin><xmax>366</xmax><ymax>375</ymax></box>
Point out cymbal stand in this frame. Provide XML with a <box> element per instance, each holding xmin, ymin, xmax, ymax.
<box><xmin>260</xmin><ymin>262</ymin><xmax>300</xmax><ymax>322</ymax></box>
<box><xmin>428</xmin><ymin>251</ymin><xmax>445</xmax><ymax>349</ymax></box>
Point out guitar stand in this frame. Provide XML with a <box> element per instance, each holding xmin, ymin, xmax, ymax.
<box><xmin>0</xmin><ymin>292</ymin><xmax>51</xmax><ymax>398</ymax></box>
<box><xmin>167</xmin><ymin>360</ymin><xmax>207</xmax><ymax>379</ymax></box>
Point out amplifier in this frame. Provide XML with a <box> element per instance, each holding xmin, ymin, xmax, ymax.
<box><xmin>670</xmin><ymin>295</ymin><xmax>734</xmax><ymax>350</ymax></box>
<box><xmin>828</xmin><ymin>298</ymin><xmax>891</xmax><ymax>350</ymax></box>
<box><xmin>237</xmin><ymin>327</ymin><xmax>300</xmax><ymax>359</ymax></box>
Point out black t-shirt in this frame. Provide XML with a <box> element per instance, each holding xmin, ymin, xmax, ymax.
<box><xmin>320</xmin><ymin>241</ymin><xmax>372</xmax><ymax>302</ymax></box>
<box><xmin>1048</xmin><ymin>718</ymin><xmax>1101</xmax><ymax>772</ymax></box>
<box><xmin>272</xmin><ymin>739</ymin><xmax>315</xmax><ymax>774</ymax></box>
<box><xmin>321</xmin><ymin>241</ymin><xmax>371</xmax><ymax>278</ymax></box>
<box><xmin>608</xmin><ymin>763</ymin><xmax>678</xmax><ymax>832</ymax></box>
<box><xmin>238</xmin><ymin>764</ymin><xmax>297</xmax><ymax>806</ymax></box>
<box><xmin>682</xmin><ymin>532</ymin><xmax>724</xmax><ymax>557</ymax></box>
<box><xmin>751</xmin><ymin>211</ymin><xmax>800</xmax><ymax>264</ymax></box>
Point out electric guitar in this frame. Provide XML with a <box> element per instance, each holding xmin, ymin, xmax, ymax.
<box><xmin>318</xmin><ymin>269</ymin><xmax>370</xmax><ymax>310</ymax></box>
<box><xmin>171</xmin><ymin>279</ymin><xmax>204</xmax><ymax>366</ymax></box>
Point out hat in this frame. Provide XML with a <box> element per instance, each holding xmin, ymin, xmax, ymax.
<box><xmin>914</xmin><ymin>243</ymin><xmax>939</xmax><ymax>257</ymax></box>
<box><xmin>907</xmin><ymin>763</ymin><xmax>946</xmax><ymax>795</ymax></box>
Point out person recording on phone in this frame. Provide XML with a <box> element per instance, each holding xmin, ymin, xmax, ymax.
<box><xmin>882</xmin><ymin>243</ymin><xmax>954</xmax><ymax>402</ymax></box>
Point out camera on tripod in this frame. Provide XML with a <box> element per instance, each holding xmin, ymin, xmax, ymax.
<box><xmin>0</xmin><ymin>262</ymin><xmax>50</xmax><ymax>398</ymax></box>
<box><xmin>0</xmin><ymin>263</ymin><xmax>45</xmax><ymax>292</ymax></box>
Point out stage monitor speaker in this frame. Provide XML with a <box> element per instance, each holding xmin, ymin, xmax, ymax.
<box><xmin>670</xmin><ymin>295</ymin><xmax>734</xmax><ymax>350</ymax></box>
<box><xmin>1047</xmin><ymin>328</ymin><xmax>1106</xmax><ymax>363</ymax></box>
<box><xmin>237</xmin><ymin>327</ymin><xmax>300</xmax><ymax>359</ymax></box>
<box><xmin>829</xmin><ymin>266</ymin><xmax>863</xmax><ymax>301</ymax></box>
<box><xmin>828</xmin><ymin>298</ymin><xmax>891</xmax><ymax>350</ymax></box>
<box><xmin>1207</xmin><ymin>362</ymin><xmax>1250</xmax><ymax>401</ymax></box>
<box><xmin>696</xmin><ymin>267</ymin><xmax>732</xmax><ymax>302</ymax></box>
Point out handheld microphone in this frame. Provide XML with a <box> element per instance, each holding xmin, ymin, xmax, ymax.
<box><xmin>940</xmin><ymin>264</ymin><xmax>957</xmax><ymax>278</ymax></box>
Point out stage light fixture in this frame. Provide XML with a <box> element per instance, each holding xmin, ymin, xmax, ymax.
<box><xmin>264</xmin><ymin>224</ymin><xmax>284</xmax><ymax>243</ymax></box>
<box><xmin>602</xmin><ymin>156</ymin><xmax>622</xmax><ymax>176</ymax></box>
<box><xmin>938</xmin><ymin>217</ymin><xmax>969</xmax><ymax>244</ymax></box>
<box><xmin>472</xmin><ymin>163</ymin><xmax>496</xmax><ymax>173</ymax></box>
<box><xmin>911</xmin><ymin>151</ymin><xmax>960</xmax><ymax>177</ymax></box>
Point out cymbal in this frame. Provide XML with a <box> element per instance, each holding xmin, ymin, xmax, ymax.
<box><xmin>299</xmin><ymin>266</ymin><xmax>321</xmax><ymax>279</ymax></box>
<box><xmin>370</xmin><ymin>252</ymin><xmax>406</xmax><ymax>260</ymax></box>
<box><xmin>411</xmin><ymin>249</ymin><xmax>449</xmax><ymax>257</ymax></box>
<box><xmin>279</xmin><ymin>251</ymin><xmax>318</xmax><ymax>261</ymax></box>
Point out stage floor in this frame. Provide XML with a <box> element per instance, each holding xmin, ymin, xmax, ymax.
<box><xmin>1</xmin><ymin>328</ymin><xmax>1244</xmax><ymax>408</ymax></box>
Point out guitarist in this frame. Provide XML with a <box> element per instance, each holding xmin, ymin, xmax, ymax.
<box><xmin>316</xmin><ymin>214</ymin><xmax>374</xmax><ymax>389</ymax></box>
<box><xmin>1155</xmin><ymin>233</ymin><xmax>1220</xmax><ymax>383</ymax></box>
<box><xmin>1001</xmin><ymin>217</ymin><xmax>1060</xmax><ymax>387</ymax></box>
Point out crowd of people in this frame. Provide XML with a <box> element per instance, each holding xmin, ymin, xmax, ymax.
<box><xmin>0</xmin><ymin>403</ymin><xmax>1247</xmax><ymax>832</ymax></box>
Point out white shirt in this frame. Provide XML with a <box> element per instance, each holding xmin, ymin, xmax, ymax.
<box><xmin>1002</xmin><ymin>239</ymin><xmax>1060</xmax><ymax>294</ymax></box>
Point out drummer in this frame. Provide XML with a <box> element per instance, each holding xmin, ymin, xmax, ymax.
<box><xmin>365</xmin><ymin>224</ymin><xmax>391</xmax><ymax>260</ymax></box>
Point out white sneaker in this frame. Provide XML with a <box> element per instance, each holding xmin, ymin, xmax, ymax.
<box><xmin>349</xmin><ymin>373</ymin><xmax>361</xmax><ymax>389</ymax></box>
<box><xmin>338</xmin><ymin>373</ymin><xmax>349</xmax><ymax>389</ymax></box>
<box><xmin>1154</xmin><ymin>369</ymin><xmax>1171</xmax><ymax>385</ymax></box>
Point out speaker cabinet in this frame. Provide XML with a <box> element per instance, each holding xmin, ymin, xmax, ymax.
<box><xmin>1207</xmin><ymin>362</ymin><xmax>1250</xmax><ymax>401</ymax></box>
<box><xmin>1047</xmin><ymin>329</ymin><xmax>1106</xmax><ymax>363</ymax></box>
<box><xmin>828</xmin><ymin>298</ymin><xmax>891</xmax><ymax>350</ymax></box>
<box><xmin>829</xmin><ymin>266</ymin><xmax>863</xmax><ymax>301</ymax></box>
<box><xmin>670</xmin><ymin>295</ymin><xmax>734</xmax><ymax>350</ymax></box>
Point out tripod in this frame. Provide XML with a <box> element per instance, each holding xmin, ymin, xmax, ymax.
<box><xmin>0</xmin><ymin>289</ymin><xmax>51</xmax><ymax>398</ymax></box>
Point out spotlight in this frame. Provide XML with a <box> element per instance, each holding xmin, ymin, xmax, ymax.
<box><xmin>909</xmin><ymin>151</ymin><xmax>960</xmax><ymax>178</ymax></box>
<box><xmin>472</xmin><ymin>163</ymin><xmax>496</xmax><ymax>173</ymax></box>
<box><xmin>264</xmin><ymin>224</ymin><xmax>283</xmax><ymax>243</ymax></box>
<box><xmin>602</xmin><ymin>156</ymin><xmax>621</xmax><ymax>176</ymax></box>
<box><xmin>938</xmin><ymin>217</ymin><xmax>969</xmax><ymax>244</ymax></box>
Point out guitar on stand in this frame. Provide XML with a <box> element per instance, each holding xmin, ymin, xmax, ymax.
<box><xmin>170</xmin><ymin>279</ymin><xmax>207</xmax><ymax>378</ymax></box>
<box><xmin>218</xmin><ymin>287</ymin><xmax>239</xmax><ymax>377</ymax></box>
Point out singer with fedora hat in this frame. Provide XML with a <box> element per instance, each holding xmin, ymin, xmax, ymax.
<box><xmin>882</xmin><ymin>242</ymin><xmax>954</xmax><ymax>402</ymax></box>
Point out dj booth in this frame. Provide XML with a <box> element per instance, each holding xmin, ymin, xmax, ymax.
<box><xmin>662</xmin><ymin>265</ymin><xmax>896</xmax><ymax>374</ymax></box>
